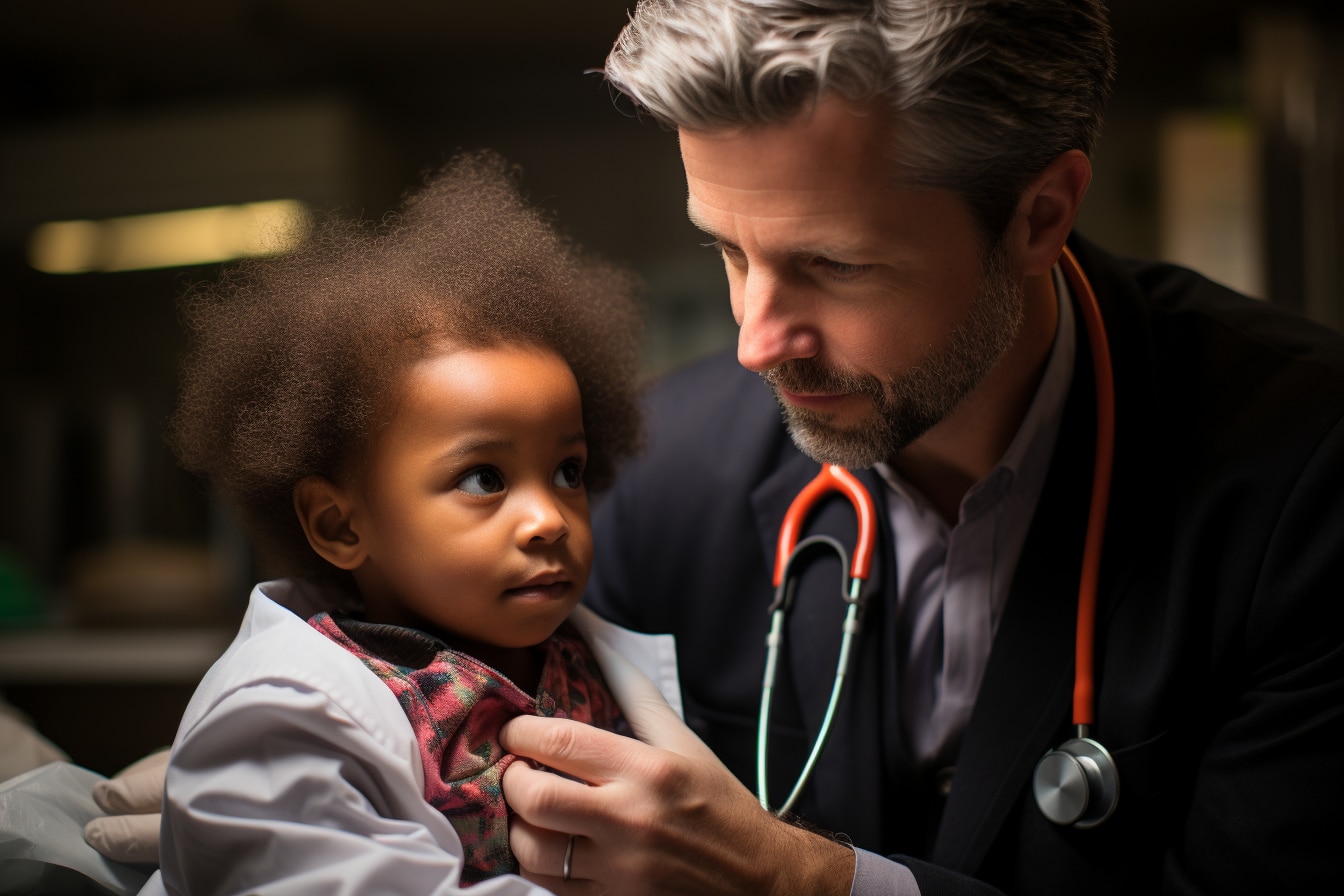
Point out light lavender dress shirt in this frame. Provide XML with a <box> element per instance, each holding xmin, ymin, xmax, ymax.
<box><xmin>850</xmin><ymin>267</ymin><xmax>1077</xmax><ymax>894</ymax></box>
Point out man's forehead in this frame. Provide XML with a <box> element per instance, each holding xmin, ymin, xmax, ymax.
<box><xmin>678</xmin><ymin>99</ymin><xmax>903</xmax><ymax>214</ymax></box>
<box><xmin>680</xmin><ymin>105</ymin><xmax>892</xmax><ymax>179</ymax></box>
<box><xmin>688</xmin><ymin>188</ymin><xmax>876</xmax><ymax>240</ymax></box>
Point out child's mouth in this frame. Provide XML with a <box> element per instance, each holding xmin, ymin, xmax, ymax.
<box><xmin>505</xmin><ymin>573</ymin><xmax>571</xmax><ymax>601</ymax></box>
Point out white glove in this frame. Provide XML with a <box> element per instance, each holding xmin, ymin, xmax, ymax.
<box><xmin>83</xmin><ymin>748</ymin><xmax>169</xmax><ymax>865</ymax></box>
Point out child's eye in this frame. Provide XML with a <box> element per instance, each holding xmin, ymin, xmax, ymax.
<box><xmin>553</xmin><ymin>459</ymin><xmax>584</xmax><ymax>490</ymax></box>
<box><xmin>458</xmin><ymin>466</ymin><xmax>505</xmax><ymax>496</ymax></box>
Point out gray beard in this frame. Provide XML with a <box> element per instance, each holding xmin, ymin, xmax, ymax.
<box><xmin>763</xmin><ymin>242</ymin><xmax>1025</xmax><ymax>469</ymax></box>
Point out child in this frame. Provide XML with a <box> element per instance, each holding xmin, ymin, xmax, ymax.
<box><xmin>154</xmin><ymin>151</ymin><xmax>662</xmax><ymax>893</ymax></box>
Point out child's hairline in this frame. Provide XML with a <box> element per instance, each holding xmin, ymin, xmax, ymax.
<box><xmin>313</xmin><ymin>331</ymin><xmax>589</xmax><ymax>489</ymax></box>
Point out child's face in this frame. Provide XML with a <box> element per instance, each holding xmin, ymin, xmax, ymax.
<box><xmin>345</xmin><ymin>343</ymin><xmax>592</xmax><ymax>653</ymax></box>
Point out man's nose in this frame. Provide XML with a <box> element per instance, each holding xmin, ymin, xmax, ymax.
<box><xmin>734</xmin><ymin>270</ymin><xmax>820</xmax><ymax>373</ymax></box>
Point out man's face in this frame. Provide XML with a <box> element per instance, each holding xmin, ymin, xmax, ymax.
<box><xmin>680</xmin><ymin>95</ymin><xmax>1025</xmax><ymax>468</ymax></box>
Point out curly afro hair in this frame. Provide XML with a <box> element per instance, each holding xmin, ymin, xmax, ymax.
<box><xmin>168</xmin><ymin>150</ymin><xmax>644</xmax><ymax>584</ymax></box>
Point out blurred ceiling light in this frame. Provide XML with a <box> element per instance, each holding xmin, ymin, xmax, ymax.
<box><xmin>27</xmin><ymin>200</ymin><xmax>311</xmax><ymax>274</ymax></box>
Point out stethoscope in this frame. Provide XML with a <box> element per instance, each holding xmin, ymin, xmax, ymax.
<box><xmin>757</xmin><ymin>246</ymin><xmax>1121</xmax><ymax>830</ymax></box>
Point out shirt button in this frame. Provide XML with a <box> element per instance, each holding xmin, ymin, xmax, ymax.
<box><xmin>537</xmin><ymin>693</ymin><xmax>557</xmax><ymax>716</ymax></box>
<box><xmin>936</xmin><ymin>767</ymin><xmax>955</xmax><ymax>796</ymax></box>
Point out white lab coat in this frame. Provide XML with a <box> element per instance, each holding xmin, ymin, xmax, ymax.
<box><xmin>141</xmin><ymin>578</ymin><xmax>682</xmax><ymax>896</ymax></box>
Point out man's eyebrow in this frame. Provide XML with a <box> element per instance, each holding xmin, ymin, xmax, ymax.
<box><xmin>685</xmin><ymin>202</ymin><xmax>722</xmax><ymax>240</ymax></box>
<box><xmin>686</xmin><ymin>199</ymin><xmax>869</xmax><ymax>259</ymax></box>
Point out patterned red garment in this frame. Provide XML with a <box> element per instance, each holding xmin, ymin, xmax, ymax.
<box><xmin>308</xmin><ymin>613</ymin><xmax>624</xmax><ymax>884</ymax></box>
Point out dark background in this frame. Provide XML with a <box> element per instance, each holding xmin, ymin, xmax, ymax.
<box><xmin>0</xmin><ymin>1</ymin><xmax>1340</xmax><ymax>774</ymax></box>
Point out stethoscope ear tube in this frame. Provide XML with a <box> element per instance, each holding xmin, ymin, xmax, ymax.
<box><xmin>758</xmin><ymin>537</ymin><xmax>860</xmax><ymax>816</ymax></box>
<box><xmin>759</xmin><ymin>520</ymin><xmax>872</xmax><ymax>816</ymax></box>
<box><xmin>765</xmin><ymin>535</ymin><xmax>853</xmax><ymax>614</ymax></box>
<box><xmin>772</xmin><ymin>464</ymin><xmax>877</xmax><ymax>587</ymax></box>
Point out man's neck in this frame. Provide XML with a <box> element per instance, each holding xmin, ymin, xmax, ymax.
<box><xmin>890</xmin><ymin>270</ymin><xmax>1060</xmax><ymax>523</ymax></box>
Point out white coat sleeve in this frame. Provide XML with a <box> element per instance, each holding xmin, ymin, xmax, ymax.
<box><xmin>159</xmin><ymin>678</ymin><xmax>555</xmax><ymax>896</ymax></box>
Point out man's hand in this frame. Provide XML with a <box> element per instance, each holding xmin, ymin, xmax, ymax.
<box><xmin>499</xmin><ymin>702</ymin><xmax>854</xmax><ymax>895</ymax></box>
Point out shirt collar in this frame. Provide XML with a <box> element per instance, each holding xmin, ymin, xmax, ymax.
<box><xmin>875</xmin><ymin>263</ymin><xmax>1076</xmax><ymax>520</ymax></box>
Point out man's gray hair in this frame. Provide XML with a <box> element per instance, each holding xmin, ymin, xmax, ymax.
<box><xmin>605</xmin><ymin>0</ymin><xmax>1115</xmax><ymax>240</ymax></box>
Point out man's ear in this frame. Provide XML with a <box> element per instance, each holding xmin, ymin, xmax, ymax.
<box><xmin>293</xmin><ymin>475</ymin><xmax>366</xmax><ymax>570</ymax></box>
<box><xmin>1014</xmin><ymin>148</ymin><xmax>1092</xmax><ymax>277</ymax></box>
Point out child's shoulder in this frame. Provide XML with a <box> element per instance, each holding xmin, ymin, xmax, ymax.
<box><xmin>177</xmin><ymin>580</ymin><xmax>412</xmax><ymax>744</ymax></box>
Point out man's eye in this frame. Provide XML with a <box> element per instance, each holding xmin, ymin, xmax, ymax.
<box><xmin>818</xmin><ymin>257</ymin><xmax>869</xmax><ymax>277</ymax></box>
<box><xmin>705</xmin><ymin>240</ymin><xmax>744</xmax><ymax>262</ymax></box>
<box><xmin>553</xmin><ymin>459</ymin><xmax>584</xmax><ymax>490</ymax></box>
<box><xmin>458</xmin><ymin>467</ymin><xmax>505</xmax><ymax>495</ymax></box>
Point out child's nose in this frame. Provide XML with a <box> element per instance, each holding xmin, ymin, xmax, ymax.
<box><xmin>518</xmin><ymin>492</ymin><xmax>569</xmax><ymax>546</ymax></box>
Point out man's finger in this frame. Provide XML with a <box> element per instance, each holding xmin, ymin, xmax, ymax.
<box><xmin>502</xmin><ymin>741</ymin><xmax>615</xmax><ymax>830</ymax></box>
<box><xmin>501</xmin><ymin>716</ymin><xmax>647</xmax><ymax>787</ymax></box>
<box><xmin>511</xmin><ymin>819</ymin><xmax>611</xmax><ymax>895</ymax></box>
<box><xmin>509</xmin><ymin>817</ymin><xmax>601</xmax><ymax>886</ymax></box>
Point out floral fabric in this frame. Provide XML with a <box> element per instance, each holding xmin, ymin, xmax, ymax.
<box><xmin>308</xmin><ymin>613</ymin><xmax>623</xmax><ymax>884</ymax></box>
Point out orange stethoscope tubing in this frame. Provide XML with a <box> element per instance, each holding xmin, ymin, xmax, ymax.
<box><xmin>756</xmin><ymin>245</ymin><xmax>1116</xmax><ymax>816</ymax></box>
<box><xmin>1060</xmin><ymin>244</ymin><xmax>1115</xmax><ymax>731</ymax></box>
<box><xmin>772</xmin><ymin>463</ymin><xmax>879</xmax><ymax>586</ymax></box>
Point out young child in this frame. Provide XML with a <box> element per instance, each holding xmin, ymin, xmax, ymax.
<box><xmin>154</xmin><ymin>152</ymin><xmax>658</xmax><ymax>893</ymax></box>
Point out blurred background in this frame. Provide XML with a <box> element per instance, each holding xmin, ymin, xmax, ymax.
<box><xmin>0</xmin><ymin>0</ymin><xmax>1340</xmax><ymax>776</ymax></box>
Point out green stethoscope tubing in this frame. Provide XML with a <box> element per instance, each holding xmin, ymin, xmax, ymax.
<box><xmin>757</xmin><ymin>463</ymin><xmax>878</xmax><ymax>816</ymax></box>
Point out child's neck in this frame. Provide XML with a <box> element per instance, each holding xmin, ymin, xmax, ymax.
<box><xmin>359</xmin><ymin>603</ymin><xmax>546</xmax><ymax>695</ymax></box>
<box><xmin>413</xmin><ymin>622</ymin><xmax>544</xmax><ymax>696</ymax></box>
<box><xmin>455</xmin><ymin>640</ymin><xmax>544</xmax><ymax>696</ymax></box>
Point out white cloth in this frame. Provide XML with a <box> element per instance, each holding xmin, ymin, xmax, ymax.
<box><xmin>141</xmin><ymin>578</ymin><xmax>682</xmax><ymax>896</ymax></box>
<box><xmin>0</xmin><ymin>699</ymin><xmax>69</xmax><ymax>782</ymax></box>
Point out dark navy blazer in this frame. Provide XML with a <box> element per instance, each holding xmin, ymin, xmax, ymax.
<box><xmin>585</xmin><ymin>234</ymin><xmax>1344</xmax><ymax>894</ymax></box>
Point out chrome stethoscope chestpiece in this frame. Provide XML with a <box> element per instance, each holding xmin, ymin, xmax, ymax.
<box><xmin>1033</xmin><ymin>733</ymin><xmax>1119</xmax><ymax>829</ymax></box>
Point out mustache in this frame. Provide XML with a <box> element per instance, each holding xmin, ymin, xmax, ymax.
<box><xmin>762</xmin><ymin>359</ymin><xmax>884</xmax><ymax>398</ymax></box>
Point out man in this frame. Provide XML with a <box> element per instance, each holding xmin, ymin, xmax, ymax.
<box><xmin>498</xmin><ymin>1</ymin><xmax>1344</xmax><ymax>894</ymax></box>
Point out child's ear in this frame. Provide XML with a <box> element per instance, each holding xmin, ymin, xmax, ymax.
<box><xmin>293</xmin><ymin>475</ymin><xmax>366</xmax><ymax>570</ymax></box>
